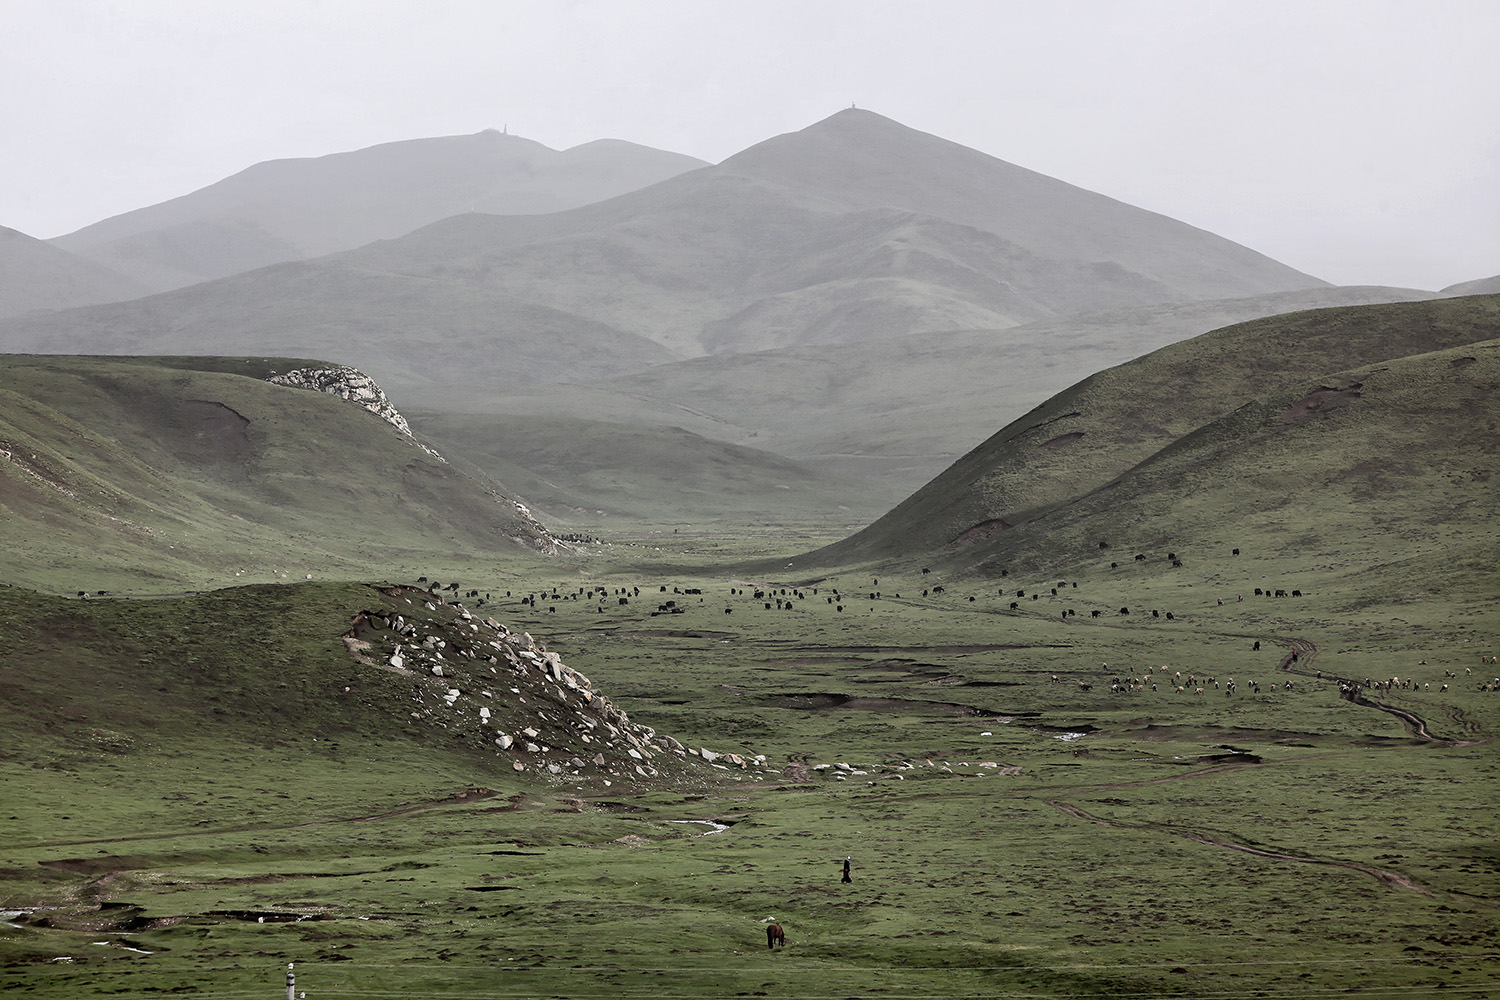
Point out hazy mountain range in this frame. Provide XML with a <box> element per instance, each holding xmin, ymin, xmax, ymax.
<box><xmin>0</xmin><ymin>225</ymin><xmax>148</xmax><ymax>320</ymax></box>
<box><xmin>47</xmin><ymin>130</ymin><xmax>707</xmax><ymax>291</ymax></box>
<box><xmin>0</xmin><ymin>108</ymin><xmax>1460</xmax><ymax>521</ymax></box>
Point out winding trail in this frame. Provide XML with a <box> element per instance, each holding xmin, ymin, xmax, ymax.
<box><xmin>1275</xmin><ymin>637</ymin><xmax>1474</xmax><ymax>744</ymax></box>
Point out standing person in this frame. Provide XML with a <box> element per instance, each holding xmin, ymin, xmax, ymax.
<box><xmin>842</xmin><ymin>856</ymin><xmax>852</xmax><ymax>883</ymax></box>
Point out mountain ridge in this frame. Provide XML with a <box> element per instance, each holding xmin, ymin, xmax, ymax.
<box><xmin>50</xmin><ymin>129</ymin><xmax>709</xmax><ymax>291</ymax></box>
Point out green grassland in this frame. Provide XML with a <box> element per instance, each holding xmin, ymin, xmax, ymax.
<box><xmin>1</xmin><ymin>542</ymin><xmax>1495</xmax><ymax>999</ymax></box>
<box><xmin>2</xmin><ymin>300</ymin><xmax>1497</xmax><ymax>998</ymax></box>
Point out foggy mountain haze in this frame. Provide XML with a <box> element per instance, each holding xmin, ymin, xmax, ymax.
<box><xmin>0</xmin><ymin>226</ymin><xmax>148</xmax><ymax>320</ymax></box>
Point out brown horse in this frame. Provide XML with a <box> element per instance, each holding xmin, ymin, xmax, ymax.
<box><xmin>766</xmin><ymin>923</ymin><xmax>785</xmax><ymax>949</ymax></box>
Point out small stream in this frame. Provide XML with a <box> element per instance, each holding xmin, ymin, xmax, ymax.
<box><xmin>666</xmin><ymin>819</ymin><xmax>730</xmax><ymax>835</ymax></box>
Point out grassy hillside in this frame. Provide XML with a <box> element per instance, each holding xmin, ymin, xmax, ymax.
<box><xmin>809</xmin><ymin>295</ymin><xmax>1500</xmax><ymax>565</ymax></box>
<box><xmin>926</xmin><ymin>337</ymin><xmax>1500</xmax><ymax>615</ymax></box>
<box><xmin>0</xmin><ymin>355</ymin><xmax>553</xmax><ymax>593</ymax></box>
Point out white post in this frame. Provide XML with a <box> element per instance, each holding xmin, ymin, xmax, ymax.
<box><xmin>286</xmin><ymin>963</ymin><xmax>295</xmax><ymax>1000</ymax></box>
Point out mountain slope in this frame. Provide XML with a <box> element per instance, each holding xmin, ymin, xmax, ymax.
<box><xmin>0</xmin><ymin>225</ymin><xmax>148</xmax><ymax>319</ymax></box>
<box><xmin>718</xmin><ymin>109</ymin><xmax>1328</xmax><ymax>301</ymax></box>
<box><xmin>0</xmin><ymin>265</ymin><xmax>682</xmax><ymax>397</ymax></box>
<box><xmin>805</xmin><ymin>294</ymin><xmax>1500</xmax><ymax>566</ymax></box>
<box><xmin>1442</xmin><ymin>274</ymin><xmax>1500</xmax><ymax>296</ymax></box>
<box><xmin>51</xmin><ymin>130</ymin><xmax>708</xmax><ymax>291</ymax></box>
<box><xmin>438</xmin><ymin>285</ymin><xmax>1434</xmax><ymax>500</ymax></box>
<box><xmin>0</xmin><ymin>355</ymin><xmax>554</xmax><ymax>593</ymax></box>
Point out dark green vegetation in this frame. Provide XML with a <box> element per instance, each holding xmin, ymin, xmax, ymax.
<box><xmin>2</xmin><ymin>297</ymin><xmax>1498</xmax><ymax>998</ymax></box>
<box><xmin>0</xmin><ymin>355</ymin><xmax>550</xmax><ymax>593</ymax></box>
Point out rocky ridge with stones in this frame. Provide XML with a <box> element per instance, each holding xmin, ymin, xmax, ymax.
<box><xmin>342</xmin><ymin>585</ymin><xmax>768</xmax><ymax>787</ymax></box>
<box><xmin>267</xmin><ymin>365</ymin><xmax>428</xmax><ymax>448</ymax></box>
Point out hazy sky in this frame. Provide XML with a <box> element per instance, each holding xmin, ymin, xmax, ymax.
<box><xmin>7</xmin><ymin>0</ymin><xmax>1497</xmax><ymax>289</ymax></box>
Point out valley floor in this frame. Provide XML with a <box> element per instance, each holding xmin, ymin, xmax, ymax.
<box><xmin>2</xmin><ymin>541</ymin><xmax>1497</xmax><ymax>999</ymax></box>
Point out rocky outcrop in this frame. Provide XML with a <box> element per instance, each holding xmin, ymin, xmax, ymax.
<box><xmin>343</xmin><ymin>585</ymin><xmax>766</xmax><ymax>788</ymax></box>
<box><xmin>267</xmin><ymin>366</ymin><xmax>437</xmax><ymax>455</ymax></box>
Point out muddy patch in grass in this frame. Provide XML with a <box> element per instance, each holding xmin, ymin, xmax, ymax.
<box><xmin>1128</xmin><ymin>724</ymin><xmax>1327</xmax><ymax>743</ymax></box>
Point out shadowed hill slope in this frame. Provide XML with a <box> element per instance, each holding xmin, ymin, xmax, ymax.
<box><xmin>0</xmin><ymin>581</ymin><xmax>733</xmax><ymax>798</ymax></box>
<box><xmin>0</xmin><ymin>356</ymin><xmax>554</xmax><ymax>593</ymax></box>
<box><xmin>804</xmin><ymin>295</ymin><xmax>1500</xmax><ymax>568</ymax></box>
<box><xmin>51</xmin><ymin>130</ymin><xmax>708</xmax><ymax>291</ymax></box>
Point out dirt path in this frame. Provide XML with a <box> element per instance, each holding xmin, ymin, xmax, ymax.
<box><xmin>1274</xmin><ymin>637</ymin><xmax>1472</xmax><ymax>744</ymax></box>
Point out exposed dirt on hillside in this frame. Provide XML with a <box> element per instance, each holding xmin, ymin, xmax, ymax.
<box><xmin>1283</xmin><ymin>381</ymin><xmax>1363</xmax><ymax>424</ymax></box>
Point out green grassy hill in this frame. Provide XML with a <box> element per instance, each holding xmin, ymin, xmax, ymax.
<box><xmin>806</xmin><ymin>295</ymin><xmax>1500</xmax><ymax>568</ymax></box>
<box><xmin>934</xmin><ymin>337</ymin><xmax>1500</xmax><ymax>611</ymax></box>
<box><xmin>0</xmin><ymin>356</ymin><xmax>553</xmax><ymax>593</ymax></box>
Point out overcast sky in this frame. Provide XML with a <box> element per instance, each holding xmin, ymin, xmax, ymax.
<box><xmin>7</xmin><ymin>0</ymin><xmax>1497</xmax><ymax>289</ymax></box>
